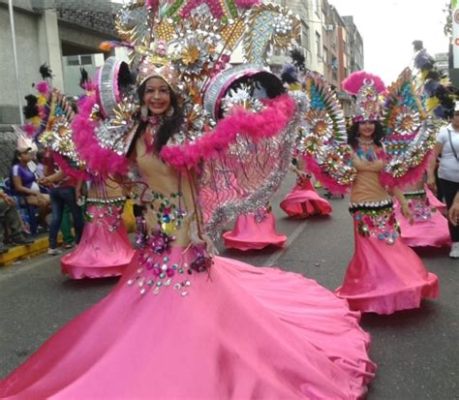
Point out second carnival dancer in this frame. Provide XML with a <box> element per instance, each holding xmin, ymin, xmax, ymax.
<box><xmin>0</xmin><ymin>1</ymin><xmax>375</xmax><ymax>398</ymax></box>
<box><xmin>334</xmin><ymin>70</ymin><xmax>439</xmax><ymax>314</ymax></box>
<box><xmin>301</xmin><ymin>68</ymin><xmax>439</xmax><ymax>315</ymax></box>
<box><xmin>222</xmin><ymin>72</ymin><xmax>287</xmax><ymax>251</ymax></box>
<box><xmin>280</xmin><ymin>55</ymin><xmax>332</xmax><ymax>218</ymax></box>
<box><xmin>60</xmin><ymin>178</ymin><xmax>135</xmax><ymax>279</ymax></box>
<box><xmin>21</xmin><ymin>71</ymin><xmax>135</xmax><ymax>277</ymax></box>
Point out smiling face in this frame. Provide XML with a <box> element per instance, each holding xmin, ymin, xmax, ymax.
<box><xmin>142</xmin><ymin>77</ymin><xmax>172</xmax><ymax>116</ymax></box>
<box><xmin>358</xmin><ymin>120</ymin><xmax>376</xmax><ymax>139</ymax></box>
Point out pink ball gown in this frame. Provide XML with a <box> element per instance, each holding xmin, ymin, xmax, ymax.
<box><xmin>336</xmin><ymin>199</ymin><xmax>439</xmax><ymax>315</ymax></box>
<box><xmin>394</xmin><ymin>187</ymin><xmax>450</xmax><ymax>248</ymax></box>
<box><xmin>61</xmin><ymin>198</ymin><xmax>135</xmax><ymax>279</ymax></box>
<box><xmin>0</xmin><ymin>142</ymin><xmax>375</xmax><ymax>399</ymax></box>
<box><xmin>222</xmin><ymin>207</ymin><xmax>287</xmax><ymax>250</ymax></box>
<box><xmin>280</xmin><ymin>174</ymin><xmax>332</xmax><ymax>218</ymax></box>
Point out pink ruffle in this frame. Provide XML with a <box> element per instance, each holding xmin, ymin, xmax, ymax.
<box><xmin>0</xmin><ymin>250</ymin><xmax>375</xmax><ymax>399</ymax></box>
<box><xmin>342</xmin><ymin>71</ymin><xmax>385</xmax><ymax>95</ymax></box>
<box><xmin>336</xmin><ymin>223</ymin><xmax>439</xmax><ymax>314</ymax></box>
<box><xmin>52</xmin><ymin>152</ymin><xmax>88</xmax><ymax>181</ymax></box>
<box><xmin>160</xmin><ymin>95</ymin><xmax>295</xmax><ymax>169</ymax></box>
<box><xmin>280</xmin><ymin>180</ymin><xmax>332</xmax><ymax>218</ymax></box>
<box><xmin>36</xmin><ymin>81</ymin><xmax>50</xmax><ymax>95</ymax></box>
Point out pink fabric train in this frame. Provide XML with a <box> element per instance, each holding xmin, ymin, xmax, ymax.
<box><xmin>280</xmin><ymin>175</ymin><xmax>332</xmax><ymax>218</ymax></box>
<box><xmin>223</xmin><ymin>208</ymin><xmax>287</xmax><ymax>250</ymax></box>
<box><xmin>61</xmin><ymin>201</ymin><xmax>135</xmax><ymax>279</ymax></box>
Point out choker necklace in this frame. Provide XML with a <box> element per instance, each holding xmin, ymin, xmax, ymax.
<box><xmin>357</xmin><ymin>137</ymin><xmax>374</xmax><ymax>146</ymax></box>
<box><xmin>147</xmin><ymin>115</ymin><xmax>163</xmax><ymax>126</ymax></box>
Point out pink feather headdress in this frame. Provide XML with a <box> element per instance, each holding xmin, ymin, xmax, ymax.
<box><xmin>342</xmin><ymin>71</ymin><xmax>386</xmax><ymax>123</ymax></box>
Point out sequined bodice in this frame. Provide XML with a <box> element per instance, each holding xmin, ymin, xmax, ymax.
<box><xmin>351</xmin><ymin>155</ymin><xmax>391</xmax><ymax>204</ymax></box>
<box><xmin>135</xmin><ymin>137</ymin><xmax>196</xmax><ymax>246</ymax></box>
<box><xmin>128</xmin><ymin>137</ymin><xmax>211</xmax><ymax>297</ymax></box>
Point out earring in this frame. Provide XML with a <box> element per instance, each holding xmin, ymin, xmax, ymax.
<box><xmin>166</xmin><ymin>106</ymin><xmax>174</xmax><ymax>117</ymax></box>
<box><xmin>140</xmin><ymin>105</ymin><xmax>148</xmax><ymax>122</ymax></box>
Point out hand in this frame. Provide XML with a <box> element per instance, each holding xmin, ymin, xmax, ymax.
<box><xmin>41</xmin><ymin>177</ymin><xmax>53</xmax><ymax>187</ymax></box>
<box><xmin>449</xmin><ymin>203</ymin><xmax>459</xmax><ymax>226</ymax></box>
<box><xmin>426</xmin><ymin>176</ymin><xmax>437</xmax><ymax>193</ymax></box>
<box><xmin>401</xmin><ymin>204</ymin><xmax>414</xmax><ymax>224</ymax></box>
<box><xmin>1</xmin><ymin>193</ymin><xmax>15</xmax><ymax>206</ymax></box>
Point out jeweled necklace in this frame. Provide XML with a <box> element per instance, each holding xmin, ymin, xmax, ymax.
<box><xmin>356</xmin><ymin>138</ymin><xmax>377</xmax><ymax>161</ymax></box>
<box><xmin>144</xmin><ymin>117</ymin><xmax>163</xmax><ymax>153</ymax></box>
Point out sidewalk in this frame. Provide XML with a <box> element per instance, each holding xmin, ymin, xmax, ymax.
<box><xmin>0</xmin><ymin>235</ymin><xmax>52</xmax><ymax>266</ymax></box>
<box><xmin>0</xmin><ymin>207</ymin><xmax>136</xmax><ymax>266</ymax></box>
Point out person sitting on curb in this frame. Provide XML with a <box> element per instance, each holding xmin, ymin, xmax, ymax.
<box><xmin>0</xmin><ymin>189</ymin><xmax>34</xmax><ymax>253</ymax></box>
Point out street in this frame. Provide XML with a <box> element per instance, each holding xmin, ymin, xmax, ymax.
<box><xmin>1</xmin><ymin>173</ymin><xmax>458</xmax><ymax>399</ymax></box>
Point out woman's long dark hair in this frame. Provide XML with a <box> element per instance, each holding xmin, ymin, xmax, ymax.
<box><xmin>128</xmin><ymin>78</ymin><xmax>184</xmax><ymax>156</ymax></box>
<box><xmin>347</xmin><ymin>120</ymin><xmax>385</xmax><ymax>149</ymax></box>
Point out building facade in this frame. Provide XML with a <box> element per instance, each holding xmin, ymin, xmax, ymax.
<box><xmin>0</xmin><ymin>0</ymin><xmax>117</xmax><ymax>123</ymax></box>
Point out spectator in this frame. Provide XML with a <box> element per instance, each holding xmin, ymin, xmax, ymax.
<box><xmin>41</xmin><ymin>154</ymin><xmax>84</xmax><ymax>255</ymax></box>
<box><xmin>0</xmin><ymin>189</ymin><xmax>34</xmax><ymax>253</ymax></box>
<box><xmin>10</xmin><ymin>147</ymin><xmax>50</xmax><ymax>231</ymax></box>
<box><xmin>427</xmin><ymin>107</ymin><xmax>459</xmax><ymax>258</ymax></box>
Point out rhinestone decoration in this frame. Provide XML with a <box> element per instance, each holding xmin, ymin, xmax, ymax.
<box><xmin>129</xmin><ymin>189</ymin><xmax>211</xmax><ymax>297</ymax></box>
<box><xmin>382</xmin><ymin>68</ymin><xmax>437</xmax><ymax>180</ymax></box>
<box><xmin>84</xmin><ymin>197</ymin><xmax>126</xmax><ymax>232</ymax></box>
<box><xmin>404</xmin><ymin>190</ymin><xmax>434</xmax><ymax>222</ymax></box>
<box><xmin>350</xmin><ymin>200</ymin><xmax>400</xmax><ymax>245</ymax></box>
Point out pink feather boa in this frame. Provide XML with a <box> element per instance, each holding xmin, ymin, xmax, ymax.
<box><xmin>342</xmin><ymin>71</ymin><xmax>385</xmax><ymax>95</ymax></box>
<box><xmin>36</xmin><ymin>81</ymin><xmax>50</xmax><ymax>95</ymax></box>
<box><xmin>160</xmin><ymin>94</ymin><xmax>295</xmax><ymax>169</ymax></box>
<box><xmin>52</xmin><ymin>152</ymin><xmax>89</xmax><ymax>181</ymax></box>
<box><xmin>72</xmin><ymin>94</ymin><xmax>129</xmax><ymax>177</ymax></box>
<box><xmin>304</xmin><ymin>154</ymin><xmax>350</xmax><ymax>195</ymax></box>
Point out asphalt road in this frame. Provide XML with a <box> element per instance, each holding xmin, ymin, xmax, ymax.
<box><xmin>0</xmin><ymin>173</ymin><xmax>458</xmax><ymax>399</ymax></box>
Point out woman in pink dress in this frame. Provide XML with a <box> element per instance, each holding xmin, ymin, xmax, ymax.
<box><xmin>393</xmin><ymin>180</ymin><xmax>450</xmax><ymax>248</ymax></box>
<box><xmin>334</xmin><ymin>71</ymin><xmax>438</xmax><ymax>314</ymax></box>
<box><xmin>222</xmin><ymin>204</ymin><xmax>287</xmax><ymax>250</ymax></box>
<box><xmin>281</xmin><ymin>157</ymin><xmax>332</xmax><ymax>218</ymax></box>
<box><xmin>60</xmin><ymin>179</ymin><xmax>135</xmax><ymax>279</ymax></box>
<box><xmin>0</xmin><ymin>45</ymin><xmax>376</xmax><ymax>400</ymax></box>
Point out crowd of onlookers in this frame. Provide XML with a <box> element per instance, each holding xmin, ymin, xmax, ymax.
<box><xmin>0</xmin><ymin>144</ymin><xmax>83</xmax><ymax>256</ymax></box>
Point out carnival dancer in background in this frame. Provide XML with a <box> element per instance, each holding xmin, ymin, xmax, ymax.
<box><xmin>280</xmin><ymin>156</ymin><xmax>332</xmax><ymax>218</ymax></box>
<box><xmin>280</xmin><ymin>51</ymin><xmax>332</xmax><ymax>218</ymax></box>
<box><xmin>0</xmin><ymin>1</ymin><xmax>375</xmax><ymax>398</ymax></box>
<box><xmin>60</xmin><ymin>178</ymin><xmax>135</xmax><ymax>279</ymax></box>
<box><xmin>333</xmin><ymin>70</ymin><xmax>439</xmax><ymax>314</ymax></box>
<box><xmin>302</xmin><ymin>68</ymin><xmax>439</xmax><ymax>314</ymax></box>
<box><xmin>393</xmin><ymin>177</ymin><xmax>450</xmax><ymax>249</ymax></box>
<box><xmin>222</xmin><ymin>203</ymin><xmax>287</xmax><ymax>250</ymax></box>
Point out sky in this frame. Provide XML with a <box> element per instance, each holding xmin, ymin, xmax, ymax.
<box><xmin>329</xmin><ymin>0</ymin><xmax>449</xmax><ymax>84</ymax></box>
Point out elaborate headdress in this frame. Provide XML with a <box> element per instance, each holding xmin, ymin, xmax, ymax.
<box><xmin>22</xmin><ymin>67</ymin><xmax>87</xmax><ymax>179</ymax></box>
<box><xmin>342</xmin><ymin>71</ymin><xmax>386</xmax><ymax>123</ymax></box>
<box><xmin>72</xmin><ymin>0</ymin><xmax>301</xmax><ymax>239</ymax></box>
